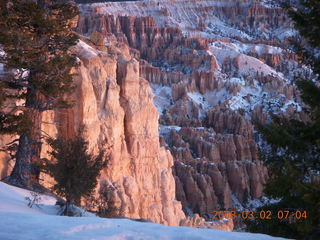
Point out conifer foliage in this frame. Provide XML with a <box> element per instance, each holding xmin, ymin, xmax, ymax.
<box><xmin>246</xmin><ymin>1</ymin><xmax>320</xmax><ymax>239</ymax></box>
<box><xmin>44</xmin><ymin>129</ymin><xmax>107</xmax><ymax>216</ymax></box>
<box><xmin>0</xmin><ymin>0</ymin><xmax>79</xmax><ymax>189</ymax></box>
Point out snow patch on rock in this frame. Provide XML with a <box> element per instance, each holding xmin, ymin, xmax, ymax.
<box><xmin>151</xmin><ymin>84</ymin><xmax>173</xmax><ymax>114</ymax></box>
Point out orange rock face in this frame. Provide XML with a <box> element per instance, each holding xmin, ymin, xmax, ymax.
<box><xmin>0</xmin><ymin>135</ymin><xmax>14</xmax><ymax>179</ymax></box>
<box><xmin>167</xmin><ymin>117</ymin><xmax>268</xmax><ymax>215</ymax></box>
<box><xmin>0</xmin><ymin>0</ymin><xmax>311</xmax><ymax>232</ymax></box>
<box><xmin>0</xmin><ymin>39</ymin><xmax>186</xmax><ymax>226</ymax></box>
<box><xmin>69</xmin><ymin>40</ymin><xmax>185</xmax><ymax>225</ymax></box>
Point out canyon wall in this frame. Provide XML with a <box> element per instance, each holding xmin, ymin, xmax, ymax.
<box><xmin>59</xmin><ymin>40</ymin><xmax>186</xmax><ymax>225</ymax></box>
<box><xmin>73</xmin><ymin>0</ymin><xmax>309</xmax><ymax>219</ymax></box>
<box><xmin>0</xmin><ymin>0</ymin><xmax>311</xmax><ymax>227</ymax></box>
<box><xmin>0</xmin><ymin>38</ymin><xmax>186</xmax><ymax>226</ymax></box>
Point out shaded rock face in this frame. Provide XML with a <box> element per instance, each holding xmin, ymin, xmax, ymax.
<box><xmin>163</xmin><ymin>112</ymin><xmax>268</xmax><ymax>215</ymax></box>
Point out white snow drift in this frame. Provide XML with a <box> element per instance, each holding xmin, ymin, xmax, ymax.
<box><xmin>0</xmin><ymin>182</ymin><xmax>288</xmax><ymax>240</ymax></box>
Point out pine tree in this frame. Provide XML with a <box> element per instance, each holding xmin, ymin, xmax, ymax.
<box><xmin>0</xmin><ymin>0</ymin><xmax>79</xmax><ymax>189</ymax></box>
<box><xmin>44</xmin><ymin>128</ymin><xmax>107</xmax><ymax>216</ymax></box>
<box><xmin>246</xmin><ymin>1</ymin><xmax>320</xmax><ymax>239</ymax></box>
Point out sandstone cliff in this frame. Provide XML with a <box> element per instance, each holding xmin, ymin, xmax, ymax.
<box><xmin>0</xmin><ymin>0</ymin><xmax>311</xmax><ymax>229</ymax></box>
<box><xmin>63</xmin><ymin>40</ymin><xmax>186</xmax><ymax>225</ymax></box>
<box><xmin>0</xmin><ymin>38</ymin><xmax>186</xmax><ymax>226</ymax></box>
<box><xmin>72</xmin><ymin>0</ymin><xmax>312</xmax><ymax>222</ymax></box>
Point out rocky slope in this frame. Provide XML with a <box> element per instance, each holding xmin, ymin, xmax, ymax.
<box><xmin>0</xmin><ymin>0</ymin><xmax>311</xmax><ymax>228</ymax></box>
<box><xmin>73</xmin><ymin>0</ymin><xmax>311</xmax><ymax>220</ymax></box>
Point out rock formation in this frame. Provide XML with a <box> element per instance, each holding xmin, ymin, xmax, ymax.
<box><xmin>73</xmin><ymin>0</ymin><xmax>309</xmax><ymax>220</ymax></box>
<box><xmin>0</xmin><ymin>0</ymin><xmax>312</xmax><ymax>230</ymax></box>
<box><xmin>61</xmin><ymin>40</ymin><xmax>186</xmax><ymax>225</ymax></box>
<box><xmin>180</xmin><ymin>213</ymin><xmax>234</xmax><ymax>232</ymax></box>
<box><xmin>1</xmin><ymin>38</ymin><xmax>186</xmax><ymax>226</ymax></box>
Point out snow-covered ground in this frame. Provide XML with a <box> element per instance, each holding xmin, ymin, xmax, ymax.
<box><xmin>208</xmin><ymin>41</ymin><xmax>285</xmax><ymax>80</ymax></box>
<box><xmin>0</xmin><ymin>180</ymin><xmax>58</xmax><ymax>215</ymax></box>
<box><xmin>0</xmin><ymin>182</ymin><xmax>288</xmax><ymax>240</ymax></box>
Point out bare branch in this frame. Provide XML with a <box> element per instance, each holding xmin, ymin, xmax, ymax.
<box><xmin>4</xmin><ymin>138</ymin><xmax>20</xmax><ymax>146</ymax></box>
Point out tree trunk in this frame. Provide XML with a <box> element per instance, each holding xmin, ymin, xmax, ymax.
<box><xmin>63</xmin><ymin>198</ymin><xmax>74</xmax><ymax>216</ymax></box>
<box><xmin>4</xmin><ymin>134</ymin><xmax>35</xmax><ymax>188</ymax></box>
<box><xmin>3</xmin><ymin>92</ymin><xmax>43</xmax><ymax>190</ymax></box>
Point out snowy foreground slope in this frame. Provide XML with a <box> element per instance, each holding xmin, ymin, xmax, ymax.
<box><xmin>0</xmin><ymin>182</ymin><xmax>288</xmax><ymax>240</ymax></box>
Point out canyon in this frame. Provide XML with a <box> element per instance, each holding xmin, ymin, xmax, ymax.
<box><xmin>0</xmin><ymin>0</ymin><xmax>310</xmax><ymax>228</ymax></box>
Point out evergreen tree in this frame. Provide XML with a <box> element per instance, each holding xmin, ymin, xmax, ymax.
<box><xmin>246</xmin><ymin>1</ymin><xmax>320</xmax><ymax>239</ymax></box>
<box><xmin>83</xmin><ymin>184</ymin><xmax>122</xmax><ymax>218</ymax></box>
<box><xmin>44</xmin><ymin>129</ymin><xmax>107</xmax><ymax>216</ymax></box>
<box><xmin>0</xmin><ymin>0</ymin><xmax>79</xmax><ymax>189</ymax></box>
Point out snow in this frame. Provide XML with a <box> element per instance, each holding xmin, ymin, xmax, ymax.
<box><xmin>232</xmin><ymin>194</ymin><xmax>244</xmax><ymax>211</ymax></box>
<box><xmin>255</xmin><ymin>44</ymin><xmax>282</xmax><ymax>55</ymax></box>
<box><xmin>204</xmin><ymin>39</ymin><xmax>304</xmax><ymax>116</ymax></box>
<box><xmin>187</xmin><ymin>89</ymin><xmax>231</xmax><ymax>114</ymax></box>
<box><xmin>205</xmin><ymin>21</ymin><xmax>253</xmax><ymax>40</ymax></box>
<box><xmin>0</xmin><ymin>181</ymin><xmax>58</xmax><ymax>215</ymax></box>
<box><xmin>259</xmin><ymin>0</ymin><xmax>281</xmax><ymax>9</ymax></box>
<box><xmin>208</xmin><ymin>41</ymin><xmax>285</xmax><ymax>80</ymax></box>
<box><xmin>0</xmin><ymin>211</ymin><xmax>289</xmax><ymax>240</ymax></box>
<box><xmin>76</xmin><ymin>40</ymin><xmax>99</xmax><ymax>58</ymax></box>
<box><xmin>237</xmin><ymin>54</ymin><xmax>283</xmax><ymax>79</ymax></box>
<box><xmin>78</xmin><ymin>0</ymin><xmax>303</xmax><ymax>119</ymax></box>
<box><xmin>246</xmin><ymin>197</ymin><xmax>281</xmax><ymax>210</ymax></box>
<box><xmin>187</xmin><ymin>92</ymin><xmax>207</xmax><ymax>107</ymax></box>
<box><xmin>0</xmin><ymin>181</ymin><xmax>94</xmax><ymax>217</ymax></box>
<box><xmin>197</xmin><ymin>89</ymin><xmax>230</xmax><ymax>107</ymax></box>
<box><xmin>159</xmin><ymin>125</ymin><xmax>181</xmax><ymax>136</ymax></box>
<box><xmin>273</xmin><ymin>28</ymin><xmax>298</xmax><ymax>41</ymax></box>
<box><xmin>280</xmin><ymin>100</ymin><xmax>302</xmax><ymax>112</ymax></box>
<box><xmin>151</xmin><ymin>61</ymin><xmax>300</xmax><ymax>122</ymax></box>
<box><xmin>208</xmin><ymin>41</ymin><xmax>241</xmax><ymax>65</ymax></box>
<box><xmin>80</xmin><ymin>0</ymin><xmax>294</xmax><ymax>42</ymax></box>
<box><xmin>0</xmin><ymin>182</ymin><xmax>288</xmax><ymax>240</ymax></box>
<box><xmin>174</xmin><ymin>77</ymin><xmax>262</xmax><ymax>114</ymax></box>
<box><xmin>80</xmin><ymin>0</ymin><xmax>252</xmax><ymax>40</ymax></box>
<box><xmin>230</xmin><ymin>77</ymin><xmax>245</xmax><ymax>86</ymax></box>
<box><xmin>151</xmin><ymin>84</ymin><xmax>173</xmax><ymax>114</ymax></box>
<box><xmin>151</xmin><ymin>85</ymin><xmax>233</xmax><ymax>118</ymax></box>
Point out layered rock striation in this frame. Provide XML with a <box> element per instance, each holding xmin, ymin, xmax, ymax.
<box><xmin>0</xmin><ymin>39</ymin><xmax>186</xmax><ymax>226</ymax></box>
<box><xmin>73</xmin><ymin>0</ymin><xmax>309</xmax><ymax>218</ymax></box>
<box><xmin>0</xmin><ymin>0</ymin><xmax>311</xmax><ymax>227</ymax></box>
<box><xmin>61</xmin><ymin>40</ymin><xmax>185</xmax><ymax>225</ymax></box>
